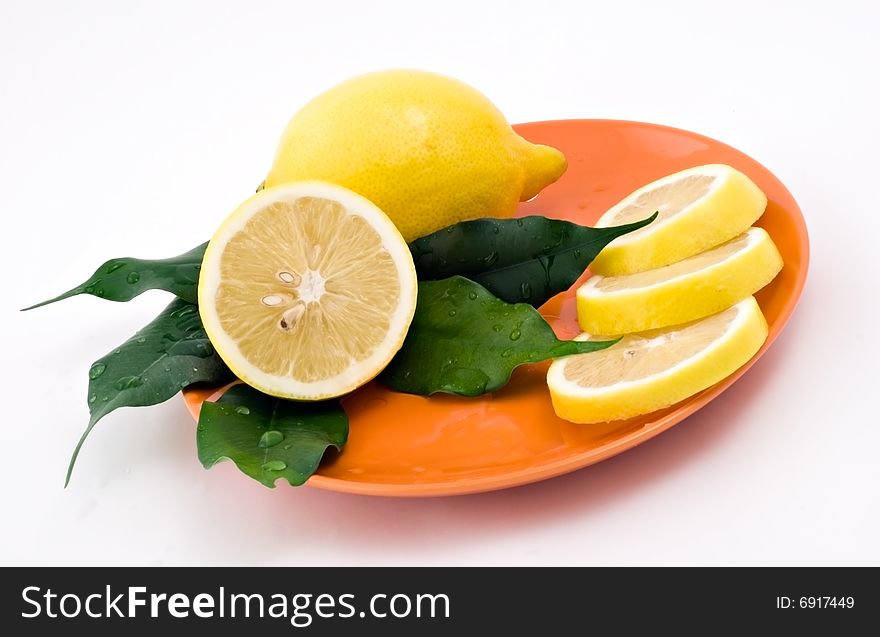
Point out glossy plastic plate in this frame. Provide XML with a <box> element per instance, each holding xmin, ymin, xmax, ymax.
<box><xmin>183</xmin><ymin>119</ymin><xmax>809</xmax><ymax>497</ymax></box>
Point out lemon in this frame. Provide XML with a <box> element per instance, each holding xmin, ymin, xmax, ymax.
<box><xmin>578</xmin><ymin>227</ymin><xmax>782</xmax><ymax>335</ymax></box>
<box><xmin>590</xmin><ymin>164</ymin><xmax>767</xmax><ymax>276</ymax></box>
<box><xmin>264</xmin><ymin>69</ymin><xmax>567</xmax><ymax>242</ymax></box>
<box><xmin>198</xmin><ymin>181</ymin><xmax>418</xmax><ymax>400</ymax></box>
<box><xmin>548</xmin><ymin>297</ymin><xmax>768</xmax><ymax>423</ymax></box>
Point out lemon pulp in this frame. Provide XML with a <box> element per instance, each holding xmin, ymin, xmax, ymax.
<box><xmin>199</xmin><ymin>182</ymin><xmax>417</xmax><ymax>400</ymax></box>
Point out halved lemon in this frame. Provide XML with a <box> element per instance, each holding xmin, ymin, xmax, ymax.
<box><xmin>548</xmin><ymin>297</ymin><xmax>768</xmax><ymax>423</ymax></box>
<box><xmin>198</xmin><ymin>181</ymin><xmax>418</xmax><ymax>400</ymax></box>
<box><xmin>578</xmin><ymin>227</ymin><xmax>782</xmax><ymax>335</ymax></box>
<box><xmin>590</xmin><ymin>164</ymin><xmax>767</xmax><ymax>276</ymax></box>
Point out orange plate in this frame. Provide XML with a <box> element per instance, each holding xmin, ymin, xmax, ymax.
<box><xmin>183</xmin><ymin>119</ymin><xmax>809</xmax><ymax>497</ymax></box>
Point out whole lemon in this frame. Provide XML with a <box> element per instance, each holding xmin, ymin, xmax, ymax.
<box><xmin>264</xmin><ymin>69</ymin><xmax>567</xmax><ymax>241</ymax></box>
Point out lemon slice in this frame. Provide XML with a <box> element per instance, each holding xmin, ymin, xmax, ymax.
<box><xmin>198</xmin><ymin>181</ymin><xmax>418</xmax><ymax>400</ymax></box>
<box><xmin>578</xmin><ymin>227</ymin><xmax>782</xmax><ymax>335</ymax></box>
<box><xmin>590</xmin><ymin>164</ymin><xmax>767</xmax><ymax>276</ymax></box>
<box><xmin>548</xmin><ymin>297</ymin><xmax>768</xmax><ymax>423</ymax></box>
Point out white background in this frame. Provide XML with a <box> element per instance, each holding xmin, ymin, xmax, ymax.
<box><xmin>1</xmin><ymin>0</ymin><xmax>877</xmax><ymax>566</ymax></box>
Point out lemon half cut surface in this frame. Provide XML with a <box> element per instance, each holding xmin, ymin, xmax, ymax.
<box><xmin>578</xmin><ymin>227</ymin><xmax>783</xmax><ymax>335</ymax></box>
<box><xmin>548</xmin><ymin>296</ymin><xmax>768</xmax><ymax>423</ymax></box>
<box><xmin>198</xmin><ymin>182</ymin><xmax>418</xmax><ymax>400</ymax></box>
<box><xmin>590</xmin><ymin>164</ymin><xmax>767</xmax><ymax>276</ymax></box>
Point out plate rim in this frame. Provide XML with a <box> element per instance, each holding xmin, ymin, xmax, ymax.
<box><xmin>183</xmin><ymin>118</ymin><xmax>810</xmax><ymax>497</ymax></box>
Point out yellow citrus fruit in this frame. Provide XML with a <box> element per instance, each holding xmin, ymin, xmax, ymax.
<box><xmin>578</xmin><ymin>227</ymin><xmax>782</xmax><ymax>335</ymax></box>
<box><xmin>548</xmin><ymin>297</ymin><xmax>768</xmax><ymax>423</ymax></box>
<box><xmin>590</xmin><ymin>164</ymin><xmax>767</xmax><ymax>276</ymax></box>
<box><xmin>198</xmin><ymin>181</ymin><xmax>417</xmax><ymax>400</ymax></box>
<box><xmin>264</xmin><ymin>69</ymin><xmax>567</xmax><ymax>242</ymax></box>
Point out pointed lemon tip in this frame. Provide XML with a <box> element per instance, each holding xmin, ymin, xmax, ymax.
<box><xmin>521</xmin><ymin>143</ymin><xmax>567</xmax><ymax>201</ymax></box>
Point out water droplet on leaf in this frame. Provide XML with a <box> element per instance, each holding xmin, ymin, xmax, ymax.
<box><xmin>235</xmin><ymin>406</ymin><xmax>250</xmax><ymax>416</ymax></box>
<box><xmin>114</xmin><ymin>376</ymin><xmax>143</xmax><ymax>390</ymax></box>
<box><xmin>262</xmin><ymin>460</ymin><xmax>287</xmax><ymax>471</ymax></box>
<box><xmin>259</xmin><ymin>430</ymin><xmax>284</xmax><ymax>448</ymax></box>
<box><xmin>509</xmin><ymin>329</ymin><xmax>522</xmax><ymax>341</ymax></box>
<box><xmin>88</xmin><ymin>363</ymin><xmax>106</xmax><ymax>379</ymax></box>
<box><xmin>520</xmin><ymin>282</ymin><xmax>531</xmax><ymax>299</ymax></box>
<box><xmin>126</xmin><ymin>272</ymin><xmax>140</xmax><ymax>284</ymax></box>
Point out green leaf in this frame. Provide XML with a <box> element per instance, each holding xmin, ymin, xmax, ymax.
<box><xmin>197</xmin><ymin>384</ymin><xmax>348</xmax><ymax>488</ymax></box>
<box><xmin>409</xmin><ymin>213</ymin><xmax>657</xmax><ymax>307</ymax></box>
<box><xmin>22</xmin><ymin>242</ymin><xmax>206</xmax><ymax>310</ymax></box>
<box><xmin>380</xmin><ymin>276</ymin><xmax>618</xmax><ymax>396</ymax></box>
<box><xmin>67</xmin><ymin>298</ymin><xmax>232</xmax><ymax>485</ymax></box>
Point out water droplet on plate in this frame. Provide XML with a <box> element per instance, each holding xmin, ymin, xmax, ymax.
<box><xmin>88</xmin><ymin>363</ymin><xmax>106</xmax><ymax>379</ymax></box>
<box><xmin>259</xmin><ymin>430</ymin><xmax>284</xmax><ymax>448</ymax></box>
